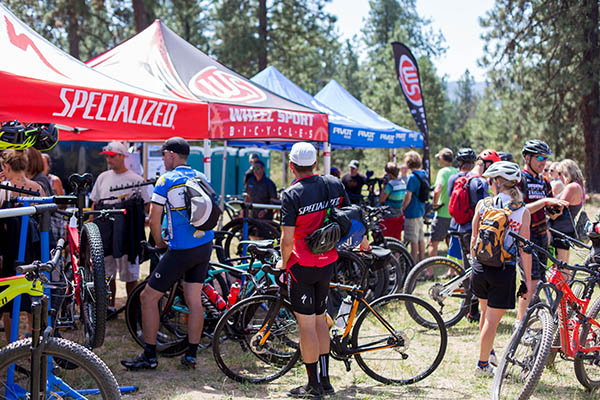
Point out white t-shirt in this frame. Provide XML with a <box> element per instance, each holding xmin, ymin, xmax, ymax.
<box><xmin>477</xmin><ymin>192</ymin><xmax>525</xmax><ymax>255</ymax></box>
<box><xmin>89</xmin><ymin>169</ymin><xmax>151</xmax><ymax>205</ymax></box>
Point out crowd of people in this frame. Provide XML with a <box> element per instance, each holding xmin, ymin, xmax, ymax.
<box><xmin>0</xmin><ymin>135</ymin><xmax>590</xmax><ymax>399</ymax></box>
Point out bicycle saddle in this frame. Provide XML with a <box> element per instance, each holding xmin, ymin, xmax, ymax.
<box><xmin>68</xmin><ymin>173</ymin><xmax>93</xmax><ymax>190</ymax></box>
<box><xmin>370</xmin><ymin>246</ymin><xmax>392</xmax><ymax>259</ymax></box>
<box><xmin>239</xmin><ymin>239</ymin><xmax>275</xmax><ymax>248</ymax></box>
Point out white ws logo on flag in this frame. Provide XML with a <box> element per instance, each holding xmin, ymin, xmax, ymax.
<box><xmin>398</xmin><ymin>55</ymin><xmax>422</xmax><ymax>107</ymax></box>
<box><xmin>188</xmin><ymin>66</ymin><xmax>267</xmax><ymax>104</ymax></box>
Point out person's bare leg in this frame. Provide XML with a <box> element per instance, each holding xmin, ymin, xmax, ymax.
<box><xmin>517</xmin><ymin>279</ymin><xmax>538</xmax><ymax>322</ymax></box>
<box><xmin>183</xmin><ymin>282</ymin><xmax>205</xmax><ymax>344</ymax></box>
<box><xmin>140</xmin><ymin>285</ymin><xmax>164</xmax><ymax>345</ymax></box>
<box><xmin>418</xmin><ymin>239</ymin><xmax>426</xmax><ymax>262</ymax></box>
<box><xmin>295</xmin><ymin>313</ymin><xmax>319</xmax><ymax>363</ymax></box>
<box><xmin>315</xmin><ymin>313</ymin><xmax>330</xmax><ymax>356</ymax></box>
<box><xmin>428</xmin><ymin>241</ymin><xmax>439</xmax><ymax>258</ymax></box>
<box><xmin>126</xmin><ymin>281</ymin><xmax>138</xmax><ymax>297</ymax></box>
<box><xmin>479</xmin><ymin>307</ymin><xmax>506</xmax><ymax>363</ymax></box>
<box><xmin>478</xmin><ymin>298</ymin><xmax>488</xmax><ymax>333</ymax></box>
<box><xmin>409</xmin><ymin>241</ymin><xmax>418</xmax><ymax>262</ymax></box>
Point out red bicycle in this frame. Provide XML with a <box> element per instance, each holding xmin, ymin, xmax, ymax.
<box><xmin>492</xmin><ymin>224</ymin><xmax>600</xmax><ymax>399</ymax></box>
<box><xmin>54</xmin><ymin>173</ymin><xmax>123</xmax><ymax>349</ymax></box>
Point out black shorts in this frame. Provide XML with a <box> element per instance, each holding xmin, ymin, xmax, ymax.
<box><xmin>471</xmin><ymin>263</ymin><xmax>517</xmax><ymax>309</ymax></box>
<box><xmin>287</xmin><ymin>262</ymin><xmax>334</xmax><ymax>315</ymax></box>
<box><xmin>148</xmin><ymin>242</ymin><xmax>212</xmax><ymax>293</ymax></box>
<box><xmin>529</xmin><ymin>233</ymin><xmax>547</xmax><ymax>280</ymax></box>
<box><xmin>551</xmin><ymin>230</ymin><xmax>575</xmax><ymax>250</ymax></box>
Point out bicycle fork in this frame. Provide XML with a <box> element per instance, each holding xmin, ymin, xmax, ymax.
<box><xmin>29</xmin><ymin>296</ymin><xmax>51</xmax><ymax>400</ymax></box>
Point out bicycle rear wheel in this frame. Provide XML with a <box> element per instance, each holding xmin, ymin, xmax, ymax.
<box><xmin>574</xmin><ymin>297</ymin><xmax>600</xmax><ymax>390</ymax></box>
<box><xmin>403</xmin><ymin>257</ymin><xmax>468</xmax><ymax>328</ymax></box>
<box><xmin>351</xmin><ymin>294</ymin><xmax>447</xmax><ymax>385</ymax></box>
<box><xmin>377</xmin><ymin>237</ymin><xmax>414</xmax><ymax>291</ymax></box>
<box><xmin>212</xmin><ymin>294</ymin><xmax>300</xmax><ymax>384</ymax></box>
<box><xmin>0</xmin><ymin>337</ymin><xmax>120</xmax><ymax>399</ymax></box>
<box><xmin>492</xmin><ymin>307</ymin><xmax>554</xmax><ymax>400</ymax></box>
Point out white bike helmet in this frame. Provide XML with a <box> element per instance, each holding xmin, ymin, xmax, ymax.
<box><xmin>482</xmin><ymin>161</ymin><xmax>521</xmax><ymax>182</ymax></box>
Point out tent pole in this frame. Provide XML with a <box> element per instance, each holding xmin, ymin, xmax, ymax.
<box><xmin>142</xmin><ymin>142</ymin><xmax>149</xmax><ymax>179</ymax></box>
<box><xmin>324</xmin><ymin>142</ymin><xmax>331</xmax><ymax>176</ymax></box>
<box><xmin>217</xmin><ymin>140</ymin><xmax>228</xmax><ymax>230</ymax></box>
<box><xmin>203</xmin><ymin>139</ymin><xmax>212</xmax><ymax>179</ymax></box>
<box><xmin>392</xmin><ymin>148</ymin><xmax>397</xmax><ymax>163</ymax></box>
<box><xmin>282</xmin><ymin>150</ymin><xmax>287</xmax><ymax>188</ymax></box>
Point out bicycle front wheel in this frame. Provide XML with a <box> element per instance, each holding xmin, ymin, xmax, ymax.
<box><xmin>574</xmin><ymin>296</ymin><xmax>600</xmax><ymax>390</ymax></box>
<box><xmin>403</xmin><ymin>257</ymin><xmax>468</xmax><ymax>328</ymax></box>
<box><xmin>78</xmin><ymin>222</ymin><xmax>107</xmax><ymax>349</ymax></box>
<box><xmin>0</xmin><ymin>337</ymin><xmax>120</xmax><ymax>399</ymax></box>
<box><xmin>492</xmin><ymin>307</ymin><xmax>554</xmax><ymax>400</ymax></box>
<box><xmin>212</xmin><ymin>294</ymin><xmax>301</xmax><ymax>384</ymax></box>
<box><xmin>351</xmin><ymin>294</ymin><xmax>448</xmax><ymax>385</ymax></box>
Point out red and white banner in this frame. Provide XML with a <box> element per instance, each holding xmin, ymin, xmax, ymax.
<box><xmin>0</xmin><ymin>4</ymin><xmax>208</xmax><ymax>141</ymax></box>
<box><xmin>209</xmin><ymin>104</ymin><xmax>328</xmax><ymax>141</ymax></box>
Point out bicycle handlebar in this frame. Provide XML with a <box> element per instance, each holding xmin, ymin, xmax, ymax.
<box><xmin>17</xmin><ymin>238</ymin><xmax>65</xmax><ymax>275</ymax></box>
<box><xmin>509</xmin><ymin>231</ymin><xmax>597</xmax><ymax>275</ymax></box>
<box><xmin>549</xmin><ymin>227</ymin><xmax>591</xmax><ymax>250</ymax></box>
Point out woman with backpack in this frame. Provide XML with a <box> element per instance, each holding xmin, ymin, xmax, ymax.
<box><xmin>469</xmin><ymin>161</ymin><xmax>532</xmax><ymax>377</ymax></box>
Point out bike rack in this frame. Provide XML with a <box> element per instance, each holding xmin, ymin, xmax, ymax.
<box><xmin>4</xmin><ymin>197</ymin><xmax>138</xmax><ymax>396</ymax></box>
<box><xmin>238</xmin><ymin>202</ymin><xmax>281</xmax><ymax>256</ymax></box>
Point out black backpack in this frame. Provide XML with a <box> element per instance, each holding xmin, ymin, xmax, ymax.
<box><xmin>413</xmin><ymin>171</ymin><xmax>430</xmax><ymax>203</ymax></box>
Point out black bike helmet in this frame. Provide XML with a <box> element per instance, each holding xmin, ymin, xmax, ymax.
<box><xmin>455</xmin><ymin>148</ymin><xmax>477</xmax><ymax>162</ymax></box>
<box><xmin>522</xmin><ymin>140</ymin><xmax>551</xmax><ymax>157</ymax></box>
<box><xmin>0</xmin><ymin>121</ymin><xmax>26</xmax><ymax>149</ymax></box>
<box><xmin>29</xmin><ymin>123</ymin><xmax>59</xmax><ymax>151</ymax></box>
<box><xmin>305</xmin><ymin>222</ymin><xmax>341</xmax><ymax>254</ymax></box>
<box><xmin>498</xmin><ymin>151</ymin><xmax>514</xmax><ymax>162</ymax></box>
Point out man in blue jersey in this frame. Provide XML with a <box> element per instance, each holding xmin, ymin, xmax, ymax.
<box><xmin>121</xmin><ymin>137</ymin><xmax>214</xmax><ymax>370</ymax></box>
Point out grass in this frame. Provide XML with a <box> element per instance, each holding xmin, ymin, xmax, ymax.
<box><xmin>7</xmin><ymin>202</ymin><xmax>600</xmax><ymax>399</ymax></box>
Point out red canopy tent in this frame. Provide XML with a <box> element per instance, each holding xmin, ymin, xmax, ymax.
<box><xmin>86</xmin><ymin>20</ymin><xmax>328</xmax><ymax>143</ymax></box>
<box><xmin>0</xmin><ymin>4</ymin><xmax>208</xmax><ymax>141</ymax></box>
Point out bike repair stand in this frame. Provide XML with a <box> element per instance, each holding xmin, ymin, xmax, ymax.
<box><xmin>11</xmin><ymin>199</ymin><xmax>137</xmax><ymax>395</ymax></box>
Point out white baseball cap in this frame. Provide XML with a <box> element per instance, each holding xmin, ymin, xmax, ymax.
<box><xmin>289</xmin><ymin>142</ymin><xmax>317</xmax><ymax>166</ymax></box>
<box><xmin>101</xmin><ymin>141</ymin><xmax>127</xmax><ymax>156</ymax></box>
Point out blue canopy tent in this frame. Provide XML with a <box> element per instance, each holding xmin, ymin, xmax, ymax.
<box><xmin>242</xmin><ymin>67</ymin><xmax>422</xmax><ymax>178</ymax></box>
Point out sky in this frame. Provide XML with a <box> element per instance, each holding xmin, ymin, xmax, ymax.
<box><xmin>325</xmin><ymin>0</ymin><xmax>496</xmax><ymax>82</ymax></box>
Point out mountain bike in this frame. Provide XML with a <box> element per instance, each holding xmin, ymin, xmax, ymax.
<box><xmin>124</xmin><ymin>240</ymin><xmax>278</xmax><ymax>357</ymax></box>
<box><xmin>492</xmin><ymin>227</ymin><xmax>600</xmax><ymax>400</ymax></box>
<box><xmin>212</xmin><ymin>242</ymin><xmax>448</xmax><ymax>385</ymax></box>
<box><xmin>0</xmin><ymin>230</ymin><xmax>121</xmax><ymax>399</ymax></box>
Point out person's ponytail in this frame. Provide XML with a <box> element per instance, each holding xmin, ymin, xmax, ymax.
<box><xmin>497</xmin><ymin>177</ymin><xmax>522</xmax><ymax>202</ymax></box>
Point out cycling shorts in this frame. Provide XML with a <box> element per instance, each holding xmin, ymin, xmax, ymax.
<box><xmin>148</xmin><ymin>242</ymin><xmax>212</xmax><ymax>293</ymax></box>
<box><xmin>471</xmin><ymin>263</ymin><xmax>517</xmax><ymax>309</ymax></box>
<box><xmin>287</xmin><ymin>262</ymin><xmax>334</xmax><ymax>315</ymax></box>
<box><xmin>529</xmin><ymin>233</ymin><xmax>547</xmax><ymax>280</ymax></box>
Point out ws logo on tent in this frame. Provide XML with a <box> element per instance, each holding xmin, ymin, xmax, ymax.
<box><xmin>189</xmin><ymin>67</ymin><xmax>266</xmax><ymax>104</ymax></box>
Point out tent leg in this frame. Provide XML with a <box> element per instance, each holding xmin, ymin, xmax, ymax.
<box><xmin>323</xmin><ymin>142</ymin><xmax>331</xmax><ymax>176</ymax></box>
<box><xmin>203</xmin><ymin>139</ymin><xmax>212</xmax><ymax>178</ymax></box>
<box><xmin>217</xmin><ymin>141</ymin><xmax>227</xmax><ymax>230</ymax></box>
<box><xmin>282</xmin><ymin>151</ymin><xmax>287</xmax><ymax>188</ymax></box>
<box><xmin>392</xmin><ymin>148</ymin><xmax>397</xmax><ymax>163</ymax></box>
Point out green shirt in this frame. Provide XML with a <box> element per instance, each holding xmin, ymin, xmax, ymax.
<box><xmin>435</xmin><ymin>166</ymin><xmax>458</xmax><ymax>218</ymax></box>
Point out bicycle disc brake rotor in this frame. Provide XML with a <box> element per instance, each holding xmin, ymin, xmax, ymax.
<box><xmin>429</xmin><ymin>283</ymin><xmax>446</xmax><ymax>305</ymax></box>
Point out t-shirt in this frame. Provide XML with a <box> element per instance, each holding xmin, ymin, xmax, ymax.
<box><xmin>517</xmin><ymin>170</ymin><xmax>552</xmax><ymax>235</ymax></box>
<box><xmin>447</xmin><ymin>171</ymin><xmax>489</xmax><ymax>232</ymax></box>
<box><xmin>281</xmin><ymin>174</ymin><xmax>350</xmax><ymax>268</ymax></box>
<box><xmin>245</xmin><ymin>174</ymin><xmax>277</xmax><ymax>219</ymax></box>
<box><xmin>90</xmin><ymin>169</ymin><xmax>151</xmax><ymax>206</ymax></box>
<box><xmin>404</xmin><ymin>170</ymin><xmax>427</xmax><ymax>218</ymax></box>
<box><xmin>383</xmin><ymin>176</ymin><xmax>408</xmax><ymax>216</ymax></box>
<box><xmin>341</xmin><ymin>173</ymin><xmax>367</xmax><ymax>204</ymax></box>
<box><xmin>434</xmin><ymin>166</ymin><xmax>457</xmax><ymax>219</ymax></box>
<box><xmin>151</xmin><ymin>165</ymin><xmax>214</xmax><ymax>250</ymax></box>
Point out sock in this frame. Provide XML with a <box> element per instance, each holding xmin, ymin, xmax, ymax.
<box><xmin>143</xmin><ymin>343</ymin><xmax>157</xmax><ymax>360</ymax></box>
<box><xmin>319</xmin><ymin>354</ymin><xmax>330</xmax><ymax>383</ymax></box>
<box><xmin>490</xmin><ymin>349</ymin><xmax>496</xmax><ymax>357</ymax></box>
<box><xmin>305</xmin><ymin>362</ymin><xmax>320</xmax><ymax>389</ymax></box>
<box><xmin>186</xmin><ymin>343</ymin><xmax>199</xmax><ymax>359</ymax></box>
<box><xmin>477</xmin><ymin>360</ymin><xmax>489</xmax><ymax>369</ymax></box>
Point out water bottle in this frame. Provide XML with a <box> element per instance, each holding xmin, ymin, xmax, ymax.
<box><xmin>69</xmin><ymin>215</ymin><xmax>78</xmax><ymax>229</ymax></box>
<box><xmin>334</xmin><ymin>296</ymin><xmax>353</xmax><ymax>329</ymax></box>
<box><xmin>227</xmin><ymin>282</ymin><xmax>242</xmax><ymax>308</ymax></box>
<box><xmin>202</xmin><ymin>284</ymin><xmax>226</xmax><ymax>311</ymax></box>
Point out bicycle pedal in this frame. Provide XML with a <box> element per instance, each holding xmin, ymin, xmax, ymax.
<box><xmin>343</xmin><ymin>359</ymin><xmax>351</xmax><ymax>372</ymax></box>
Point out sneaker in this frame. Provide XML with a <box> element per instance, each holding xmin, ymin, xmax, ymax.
<box><xmin>474</xmin><ymin>364</ymin><xmax>495</xmax><ymax>377</ymax></box>
<box><xmin>321</xmin><ymin>380</ymin><xmax>335</xmax><ymax>395</ymax></box>
<box><xmin>121</xmin><ymin>353</ymin><xmax>158</xmax><ymax>370</ymax></box>
<box><xmin>416</xmin><ymin>273</ymin><xmax>434</xmax><ymax>282</ymax></box>
<box><xmin>287</xmin><ymin>384</ymin><xmax>323</xmax><ymax>399</ymax></box>
<box><xmin>180</xmin><ymin>355</ymin><xmax>196</xmax><ymax>369</ymax></box>
<box><xmin>489</xmin><ymin>353</ymin><xmax>498</xmax><ymax>367</ymax></box>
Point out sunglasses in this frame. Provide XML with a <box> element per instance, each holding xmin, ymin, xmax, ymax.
<box><xmin>535</xmin><ymin>155</ymin><xmax>548</xmax><ymax>162</ymax></box>
<box><xmin>543</xmin><ymin>168</ymin><xmax>549</xmax><ymax>172</ymax></box>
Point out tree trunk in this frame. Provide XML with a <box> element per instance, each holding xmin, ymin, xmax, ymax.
<box><xmin>66</xmin><ymin>0</ymin><xmax>80</xmax><ymax>58</ymax></box>
<box><xmin>257</xmin><ymin>0</ymin><xmax>268</xmax><ymax>71</ymax></box>
<box><xmin>132</xmin><ymin>0</ymin><xmax>151</xmax><ymax>33</ymax></box>
<box><xmin>581</xmin><ymin>0</ymin><xmax>600</xmax><ymax>192</ymax></box>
